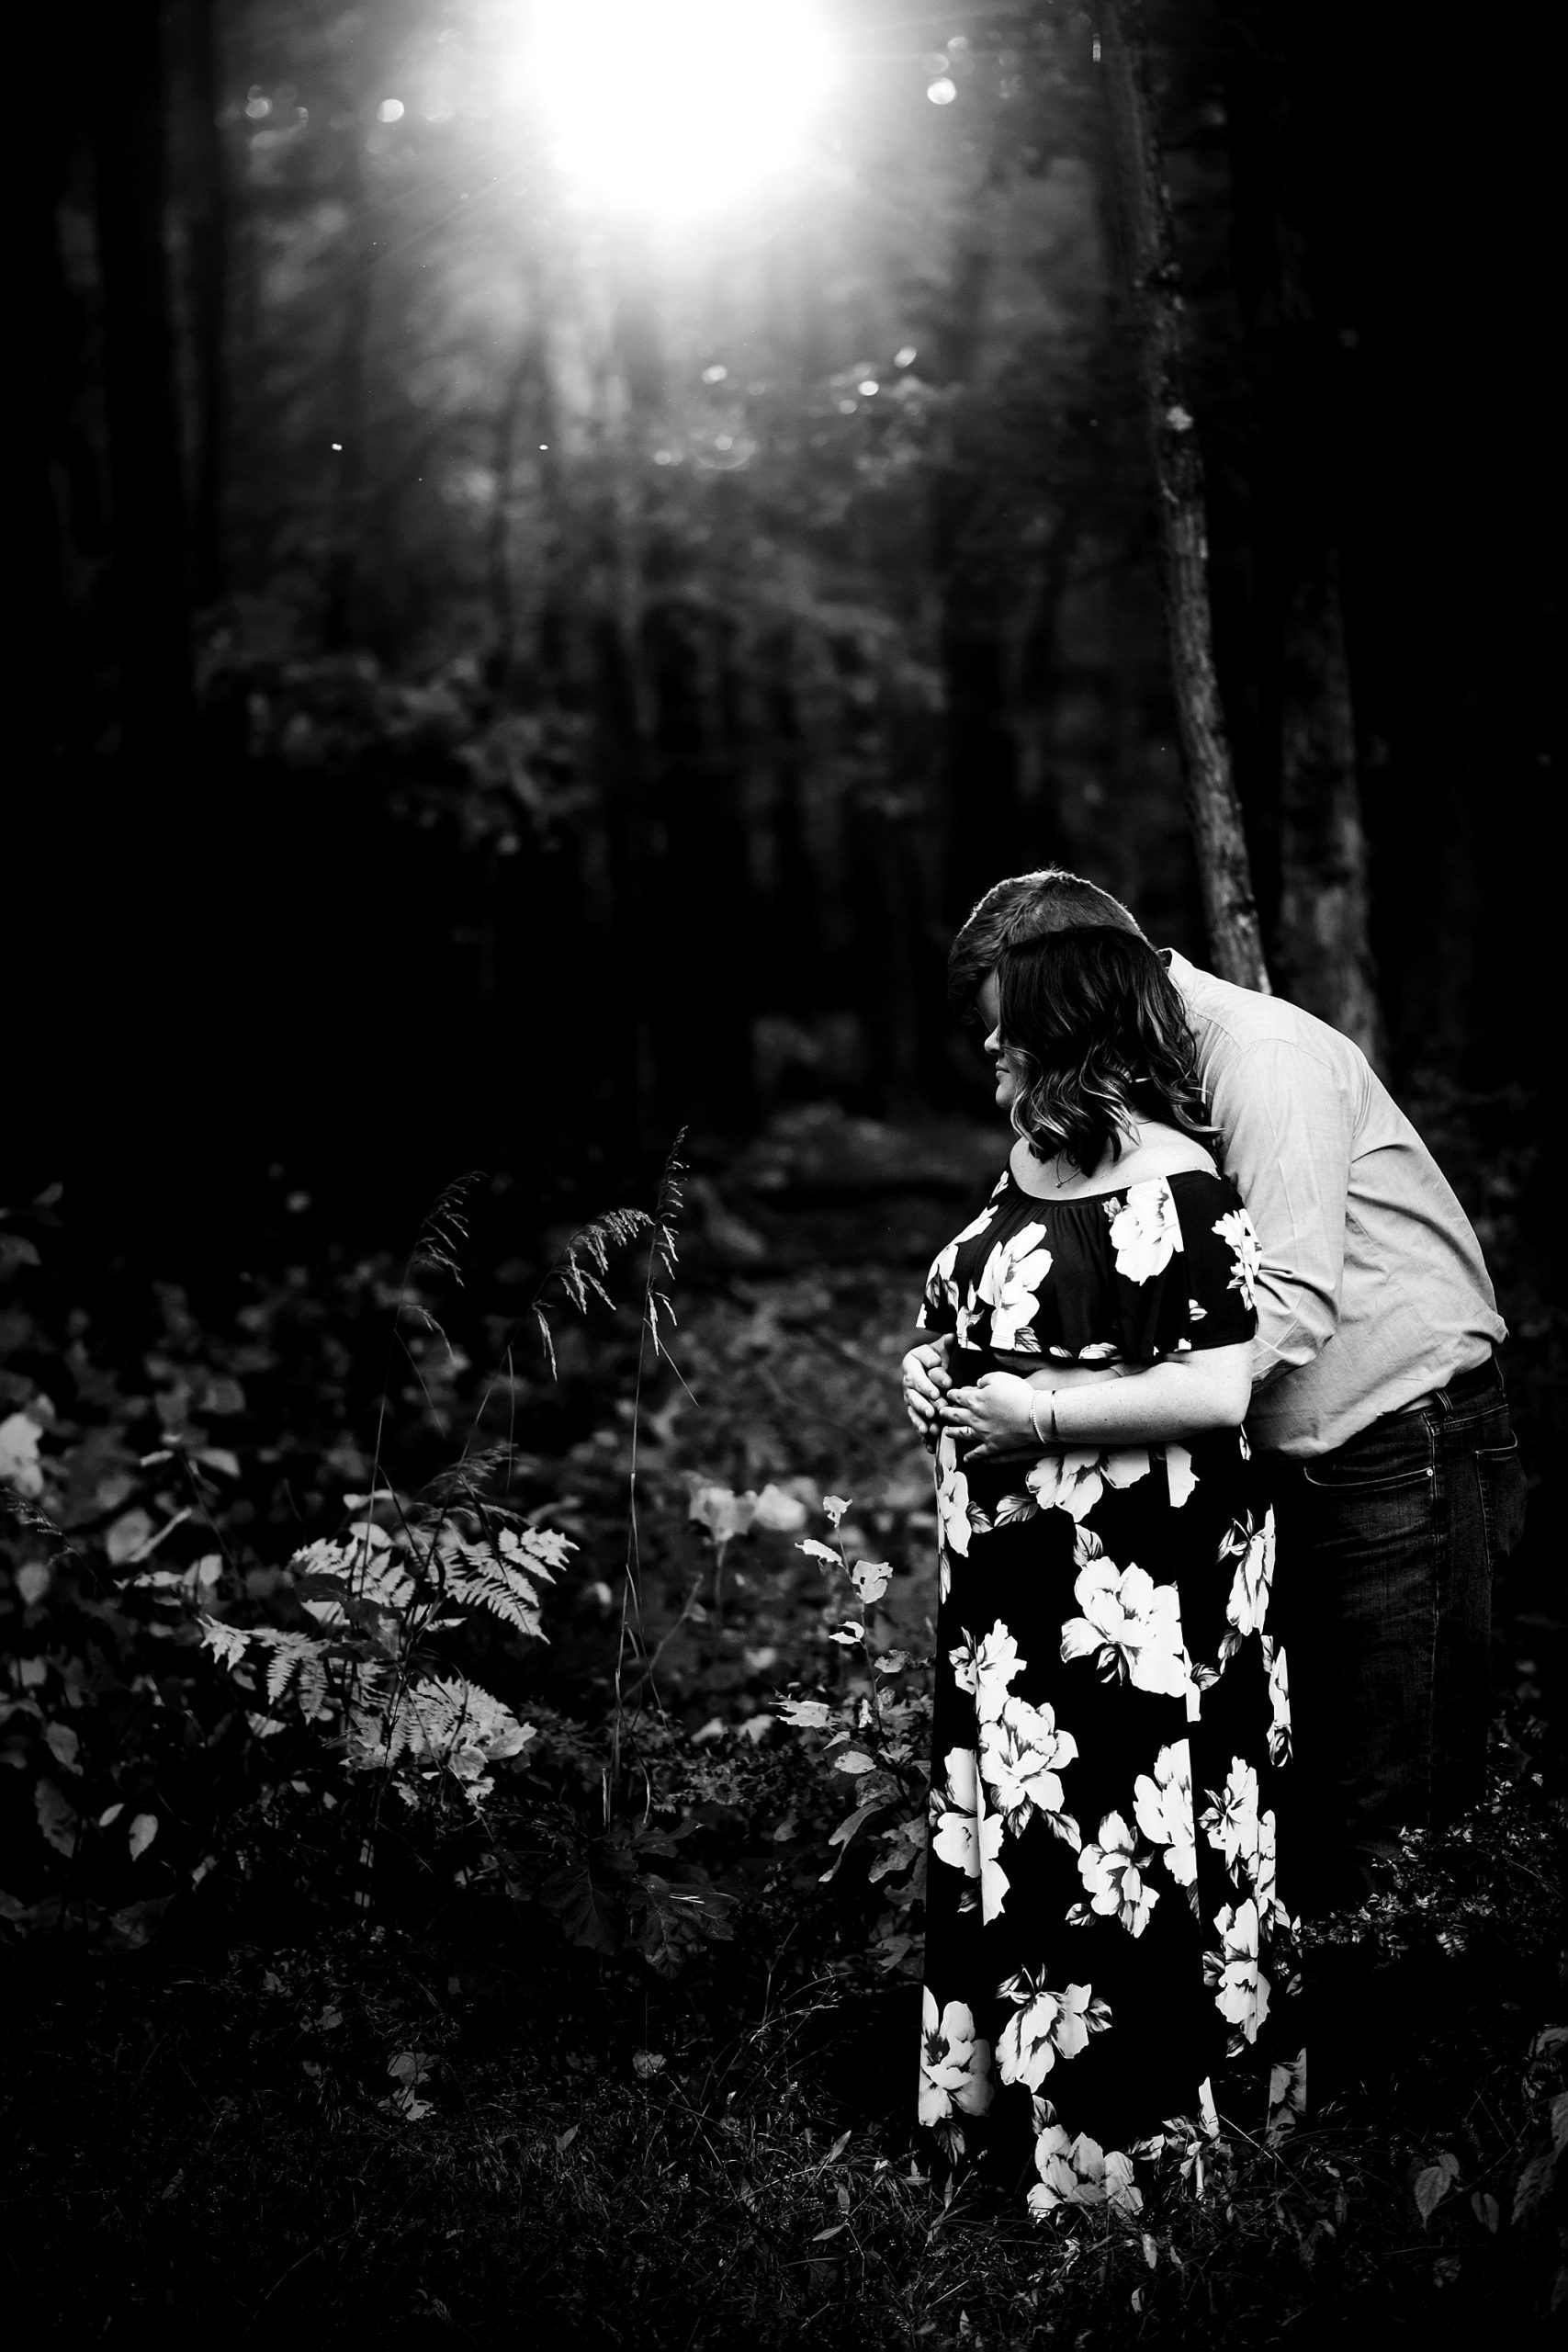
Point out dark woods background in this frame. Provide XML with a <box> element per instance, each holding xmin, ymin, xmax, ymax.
<box><xmin>16</xmin><ymin>0</ymin><xmax>1557</xmax><ymax>1259</ymax></box>
<box><xmin>6</xmin><ymin>7</ymin><xmax>1566</xmax><ymax>2335</ymax></box>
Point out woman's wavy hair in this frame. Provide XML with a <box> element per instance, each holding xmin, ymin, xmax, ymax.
<box><xmin>995</xmin><ymin>926</ymin><xmax>1221</xmax><ymax>1177</ymax></box>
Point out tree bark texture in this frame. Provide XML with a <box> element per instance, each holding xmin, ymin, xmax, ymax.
<box><xmin>1221</xmin><ymin>9</ymin><xmax>1384</xmax><ymax>1061</ymax></box>
<box><xmin>1093</xmin><ymin>0</ymin><xmax>1270</xmax><ymax>992</ymax></box>
<box><xmin>1275</xmin><ymin>548</ymin><xmax>1384</xmax><ymax>1059</ymax></box>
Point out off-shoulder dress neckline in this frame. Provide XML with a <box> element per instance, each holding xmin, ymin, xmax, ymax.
<box><xmin>1001</xmin><ymin>1162</ymin><xmax>1227</xmax><ymax>1208</ymax></box>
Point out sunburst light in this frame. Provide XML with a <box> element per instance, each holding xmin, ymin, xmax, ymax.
<box><xmin>515</xmin><ymin>0</ymin><xmax>840</xmax><ymax>216</ymax></box>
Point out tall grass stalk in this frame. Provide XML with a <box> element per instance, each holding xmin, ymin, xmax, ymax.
<box><xmin>609</xmin><ymin>1133</ymin><xmax>691</xmax><ymax>1815</ymax></box>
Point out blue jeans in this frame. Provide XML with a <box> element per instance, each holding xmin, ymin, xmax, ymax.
<box><xmin>1268</xmin><ymin>1359</ymin><xmax>1527</xmax><ymax>1914</ymax></box>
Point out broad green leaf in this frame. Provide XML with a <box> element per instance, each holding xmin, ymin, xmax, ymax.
<box><xmin>43</xmin><ymin>1723</ymin><xmax>80</xmax><ymax>1770</ymax></box>
<box><xmin>540</xmin><ymin>1856</ymin><xmax>620</xmax><ymax>1952</ymax></box>
<box><xmin>0</xmin><ymin>1411</ymin><xmax>45</xmax><ymax>1498</ymax></box>
<box><xmin>690</xmin><ymin>1485</ymin><xmax>757</xmax><ymax>1550</ymax></box>
<box><xmin>105</xmin><ymin>1510</ymin><xmax>154</xmax><ymax>1566</ymax></box>
<box><xmin>1512</xmin><ymin>2151</ymin><xmax>1556</xmax><ymax>2223</ymax></box>
<box><xmin>35</xmin><ymin>1779</ymin><xmax>77</xmax><ymax>1856</ymax></box>
<box><xmin>104</xmin><ymin>1895</ymin><xmax>171</xmax><ymax>1951</ymax></box>
<box><xmin>1413</xmin><ymin>2164</ymin><xmax>1452</xmax><ymax>2222</ymax></box>
<box><xmin>819</xmin><ymin>1793</ymin><xmax>894</xmax><ymax>1878</ymax></box>
<box><xmin>776</xmin><ymin>1698</ymin><xmax>832</xmax><ymax>1729</ymax></box>
<box><xmin>750</xmin><ymin>1483</ymin><xmax>807</xmax><ymax>1532</ymax></box>
<box><xmin>128</xmin><ymin>1813</ymin><xmax>159</xmax><ymax>1860</ymax></box>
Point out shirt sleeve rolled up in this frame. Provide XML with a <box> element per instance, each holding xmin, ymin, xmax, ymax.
<box><xmin>1204</xmin><ymin>1038</ymin><xmax>1358</xmax><ymax>1390</ymax></box>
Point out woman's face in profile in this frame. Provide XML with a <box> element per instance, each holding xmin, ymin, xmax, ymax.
<box><xmin>976</xmin><ymin>972</ymin><xmax>1028</xmax><ymax>1116</ymax></box>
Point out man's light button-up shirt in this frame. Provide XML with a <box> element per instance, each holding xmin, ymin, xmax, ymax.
<box><xmin>1166</xmin><ymin>951</ymin><xmax>1505</xmax><ymax>1460</ymax></box>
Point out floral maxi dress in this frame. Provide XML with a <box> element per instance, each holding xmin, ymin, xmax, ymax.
<box><xmin>915</xmin><ymin>1167</ymin><xmax>1294</xmax><ymax>2212</ymax></box>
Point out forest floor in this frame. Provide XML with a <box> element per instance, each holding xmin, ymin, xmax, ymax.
<box><xmin>2</xmin><ymin>1105</ymin><xmax>1564</xmax><ymax>2346</ymax></box>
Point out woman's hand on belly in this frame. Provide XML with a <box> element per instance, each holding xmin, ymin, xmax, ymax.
<box><xmin>942</xmin><ymin>1361</ymin><xmax>1127</xmax><ymax>1463</ymax></box>
<box><xmin>938</xmin><ymin>1370</ymin><xmax>1036</xmax><ymax>1458</ymax></box>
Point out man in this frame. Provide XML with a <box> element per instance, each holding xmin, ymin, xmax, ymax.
<box><xmin>904</xmin><ymin>867</ymin><xmax>1527</xmax><ymax>1915</ymax></box>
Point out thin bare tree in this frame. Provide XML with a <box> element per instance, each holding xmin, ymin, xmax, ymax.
<box><xmin>1093</xmin><ymin>0</ymin><xmax>1270</xmax><ymax>991</ymax></box>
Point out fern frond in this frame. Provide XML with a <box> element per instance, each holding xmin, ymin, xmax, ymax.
<box><xmin>508</xmin><ymin>1524</ymin><xmax>573</xmax><ymax>1573</ymax></box>
<box><xmin>291</xmin><ymin>1532</ymin><xmax>414</xmax><ymax>1626</ymax></box>
<box><xmin>197</xmin><ymin>1614</ymin><xmax>248</xmax><ymax>1669</ymax></box>
<box><xmin>246</xmin><ymin>1627</ymin><xmax>333</xmax><ymax>1719</ymax></box>
<box><xmin>443</xmin><ymin>1565</ymin><xmax>545</xmax><ymax>1638</ymax></box>
<box><xmin>350</xmin><ymin>1671</ymin><xmax>533</xmax><ymax>1774</ymax></box>
<box><xmin>427</xmin><ymin>1520</ymin><xmax>569</xmax><ymax>1639</ymax></box>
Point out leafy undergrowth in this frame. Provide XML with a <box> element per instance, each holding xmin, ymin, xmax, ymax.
<box><xmin>5</xmin><ymin>1779</ymin><xmax>1565</xmax><ymax>2350</ymax></box>
<box><xmin>2</xmin><ymin>1116</ymin><xmax>1566</xmax><ymax>2341</ymax></box>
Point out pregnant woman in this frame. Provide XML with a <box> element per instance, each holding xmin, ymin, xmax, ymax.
<box><xmin>904</xmin><ymin>927</ymin><xmax>1294</xmax><ymax>2211</ymax></box>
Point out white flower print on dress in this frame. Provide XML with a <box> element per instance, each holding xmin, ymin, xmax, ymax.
<box><xmin>1199</xmin><ymin>1757</ymin><xmax>1261</xmax><ymax>1881</ymax></box>
<box><xmin>1075</xmin><ymin>1811</ymin><xmax>1161</xmax><ymax>1937</ymax></box>
<box><xmin>933</xmin><ymin>1429</ymin><xmax>974</xmax><ymax>1605</ymax></box>
<box><xmin>996</xmin><ymin>1968</ymin><xmax>1111</xmax><ymax>2091</ymax></box>
<box><xmin>1162</xmin><ymin>1442</ymin><xmax>1198</xmax><ymax>1508</ymax></box>
<box><xmin>990</xmin><ymin>1489</ymin><xmax>1040</xmax><ymax>1530</ymax></box>
<box><xmin>1059</xmin><ymin>1555</ymin><xmax>1194</xmax><ymax>1701</ymax></box>
<box><xmin>950</xmin><ymin>1620</ymin><xmax>1024</xmax><ymax>1723</ymax></box>
<box><xmin>1250</xmin><ymin>1804</ymin><xmax>1291</xmax><ymax>1929</ymax></box>
<box><xmin>976</xmin><ymin>1221</ymin><xmax>1055</xmax><ymax>1352</ymax></box>
<box><xmin>1108</xmin><ymin>1178</ymin><xmax>1183</xmax><ymax>1284</ymax></box>
<box><xmin>924</xmin><ymin>1202</ymin><xmax>995</xmax><ymax>1308</ymax></box>
<box><xmin>1133</xmin><ymin>1739</ymin><xmax>1199</xmax><ymax>1909</ymax></box>
<box><xmin>919</xmin><ymin>1987</ymin><xmax>995</xmax><ymax>2132</ymax></box>
<box><xmin>1212</xmin><ymin>1207</ymin><xmax>1262</xmax><ymax>1311</ymax></box>
<box><xmin>1260</xmin><ymin>1634</ymin><xmax>1292</xmax><ymax>1766</ymax></box>
<box><xmin>980</xmin><ymin>1694</ymin><xmax>1080</xmax><ymax>1848</ymax></box>
<box><xmin>1204</xmin><ymin>1898</ymin><xmax>1272</xmax><ymax>2046</ymax></box>
<box><xmin>930</xmin><ymin>1744</ymin><xmax>1010</xmax><ymax>1922</ymax></box>
<box><xmin>1028</xmin><ymin>2126</ymin><xmax>1142</xmax><ymax>2218</ymax></box>
<box><xmin>1224</xmin><ymin>1508</ymin><xmax>1276</xmax><ymax>1647</ymax></box>
<box><xmin>1026</xmin><ymin>1444</ymin><xmax>1151</xmax><ymax>1522</ymax></box>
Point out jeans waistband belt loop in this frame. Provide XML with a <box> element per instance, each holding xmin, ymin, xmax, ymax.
<box><xmin>1396</xmin><ymin>1357</ymin><xmax>1500</xmax><ymax>1418</ymax></box>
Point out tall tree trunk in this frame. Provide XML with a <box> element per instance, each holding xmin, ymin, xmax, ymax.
<box><xmin>1093</xmin><ymin>0</ymin><xmax>1269</xmax><ymax>991</ymax></box>
<box><xmin>1275</xmin><ymin>557</ymin><xmax>1384</xmax><ymax>1057</ymax></box>
<box><xmin>931</xmin><ymin>242</ymin><xmax>1026</xmax><ymax>917</ymax></box>
<box><xmin>92</xmin><ymin>0</ymin><xmax>192</xmax><ymax>756</ymax></box>
<box><xmin>1222</xmin><ymin>9</ymin><xmax>1385</xmax><ymax>1060</ymax></box>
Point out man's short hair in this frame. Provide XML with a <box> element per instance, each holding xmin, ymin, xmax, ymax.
<box><xmin>948</xmin><ymin>868</ymin><xmax>1145</xmax><ymax>1011</ymax></box>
